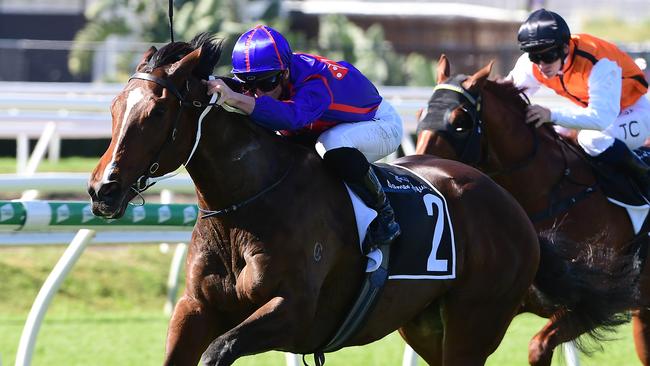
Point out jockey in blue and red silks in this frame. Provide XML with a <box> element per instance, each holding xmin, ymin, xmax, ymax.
<box><xmin>204</xmin><ymin>24</ymin><xmax>403</xmax><ymax>252</ymax></box>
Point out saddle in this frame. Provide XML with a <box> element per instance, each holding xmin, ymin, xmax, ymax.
<box><xmin>592</xmin><ymin>147</ymin><xmax>650</xmax><ymax>207</ymax></box>
<box><xmin>317</xmin><ymin>163</ymin><xmax>457</xmax><ymax>362</ymax></box>
<box><xmin>590</xmin><ymin>147</ymin><xmax>650</xmax><ymax>235</ymax></box>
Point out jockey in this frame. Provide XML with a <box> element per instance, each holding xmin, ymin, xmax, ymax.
<box><xmin>506</xmin><ymin>8</ymin><xmax>650</xmax><ymax>193</ymax></box>
<box><xmin>204</xmin><ymin>24</ymin><xmax>403</xmax><ymax>252</ymax></box>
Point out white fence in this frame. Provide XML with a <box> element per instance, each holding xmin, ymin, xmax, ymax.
<box><xmin>1</xmin><ymin>200</ymin><xmax>195</xmax><ymax>366</ymax></box>
<box><xmin>0</xmin><ymin>82</ymin><xmax>426</xmax><ymax>173</ymax></box>
<box><xmin>0</xmin><ymin>81</ymin><xmax>580</xmax><ymax>173</ymax></box>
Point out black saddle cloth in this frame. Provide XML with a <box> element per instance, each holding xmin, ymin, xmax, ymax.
<box><xmin>371</xmin><ymin>163</ymin><xmax>456</xmax><ymax>279</ymax></box>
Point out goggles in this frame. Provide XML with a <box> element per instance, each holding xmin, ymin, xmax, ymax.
<box><xmin>528</xmin><ymin>48</ymin><xmax>562</xmax><ymax>64</ymax></box>
<box><xmin>239</xmin><ymin>71</ymin><xmax>283</xmax><ymax>93</ymax></box>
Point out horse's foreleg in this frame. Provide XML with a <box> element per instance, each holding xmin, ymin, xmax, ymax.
<box><xmin>163</xmin><ymin>295</ymin><xmax>221</xmax><ymax>366</ymax></box>
<box><xmin>200</xmin><ymin>296</ymin><xmax>303</xmax><ymax>366</ymax></box>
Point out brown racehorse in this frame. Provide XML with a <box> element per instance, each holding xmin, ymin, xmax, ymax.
<box><xmin>416</xmin><ymin>54</ymin><xmax>645</xmax><ymax>365</ymax></box>
<box><xmin>88</xmin><ymin>35</ymin><xmax>632</xmax><ymax>366</ymax></box>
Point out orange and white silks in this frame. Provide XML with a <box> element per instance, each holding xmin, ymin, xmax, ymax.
<box><xmin>532</xmin><ymin>33</ymin><xmax>648</xmax><ymax>109</ymax></box>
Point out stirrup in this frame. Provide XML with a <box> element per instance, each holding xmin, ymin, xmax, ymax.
<box><xmin>363</xmin><ymin>220</ymin><xmax>401</xmax><ymax>254</ymax></box>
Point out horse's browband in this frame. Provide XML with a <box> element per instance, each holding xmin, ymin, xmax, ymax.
<box><xmin>130</xmin><ymin>72</ymin><xmax>185</xmax><ymax>101</ymax></box>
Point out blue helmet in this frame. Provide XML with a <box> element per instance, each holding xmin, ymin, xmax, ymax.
<box><xmin>231</xmin><ymin>25</ymin><xmax>292</xmax><ymax>81</ymax></box>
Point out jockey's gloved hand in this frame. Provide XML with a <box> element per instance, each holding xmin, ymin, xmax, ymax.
<box><xmin>525</xmin><ymin>105</ymin><xmax>552</xmax><ymax>128</ymax></box>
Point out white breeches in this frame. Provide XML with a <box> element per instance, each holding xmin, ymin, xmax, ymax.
<box><xmin>577</xmin><ymin>96</ymin><xmax>650</xmax><ymax>156</ymax></box>
<box><xmin>315</xmin><ymin>99</ymin><xmax>404</xmax><ymax>162</ymax></box>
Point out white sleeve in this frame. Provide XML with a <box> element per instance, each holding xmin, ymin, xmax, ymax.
<box><xmin>550</xmin><ymin>59</ymin><xmax>622</xmax><ymax>130</ymax></box>
<box><xmin>505</xmin><ymin>53</ymin><xmax>542</xmax><ymax>97</ymax></box>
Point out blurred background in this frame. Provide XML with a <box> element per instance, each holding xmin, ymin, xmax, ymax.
<box><xmin>1</xmin><ymin>1</ymin><xmax>648</xmax><ymax>365</ymax></box>
<box><xmin>2</xmin><ymin>0</ymin><xmax>650</xmax><ymax>159</ymax></box>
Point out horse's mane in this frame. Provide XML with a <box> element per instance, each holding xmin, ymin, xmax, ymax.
<box><xmin>144</xmin><ymin>32</ymin><xmax>223</xmax><ymax>79</ymax></box>
<box><xmin>483</xmin><ymin>80</ymin><xmax>529</xmax><ymax>113</ymax></box>
<box><xmin>483</xmin><ymin>79</ymin><xmax>564</xmax><ymax>143</ymax></box>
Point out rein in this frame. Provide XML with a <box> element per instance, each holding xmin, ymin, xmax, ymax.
<box><xmin>126</xmin><ymin>71</ymin><xmax>292</xmax><ymax>217</ymax></box>
<box><xmin>199</xmin><ymin>158</ymin><xmax>295</xmax><ymax>218</ymax></box>
<box><xmin>432</xmin><ymin>82</ymin><xmax>539</xmax><ymax>174</ymax></box>
<box><xmin>128</xmin><ymin>72</ymin><xmax>220</xmax><ymax>193</ymax></box>
<box><xmin>432</xmin><ymin>80</ymin><xmax>597</xmax><ymax>222</ymax></box>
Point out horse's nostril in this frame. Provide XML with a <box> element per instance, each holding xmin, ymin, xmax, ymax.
<box><xmin>87</xmin><ymin>185</ymin><xmax>97</xmax><ymax>200</ymax></box>
<box><xmin>97</xmin><ymin>181</ymin><xmax>122</xmax><ymax>202</ymax></box>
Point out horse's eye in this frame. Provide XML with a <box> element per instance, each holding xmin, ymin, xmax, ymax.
<box><xmin>151</xmin><ymin>107</ymin><xmax>166</xmax><ymax>117</ymax></box>
<box><xmin>448</xmin><ymin>107</ymin><xmax>474</xmax><ymax>132</ymax></box>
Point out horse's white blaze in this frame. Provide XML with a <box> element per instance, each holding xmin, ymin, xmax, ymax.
<box><xmin>102</xmin><ymin>88</ymin><xmax>145</xmax><ymax>184</ymax></box>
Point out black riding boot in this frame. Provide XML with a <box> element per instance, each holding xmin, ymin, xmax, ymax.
<box><xmin>347</xmin><ymin>167</ymin><xmax>402</xmax><ymax>250</ymax></box>
<box><xmin>593</xmin><ymin>139</ymin><xmax>650</xmax><ymax>194</ymax></box>
<box><xmin>323</xmin><ymin>147</ymin><xmax>401</xmax><ymax>253</ymax></box>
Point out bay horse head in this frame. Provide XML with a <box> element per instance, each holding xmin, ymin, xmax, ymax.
<box><xmin>416</xmin><ymin>54</ymin><xmax>493</xmax><ymax>166</ymax></box>
<box><xmin>88</xmin><ymin>33</ymin><xmax>224</xmax><ymax>218</ymax></box>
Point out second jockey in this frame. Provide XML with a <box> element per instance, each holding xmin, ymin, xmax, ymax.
<box><xmin>507</xmin><ymin>8</ymin><xmax>650</xmax><ymax>194</ymax></box>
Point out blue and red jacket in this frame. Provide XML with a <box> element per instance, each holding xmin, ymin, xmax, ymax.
<box><xmin>250</xmin><ymin>53</ymin><xmax>383</xmax><ymax>134</ymax></box>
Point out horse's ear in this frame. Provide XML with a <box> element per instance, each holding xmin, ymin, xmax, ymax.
<box><xmin>436</xmin><ymin>54</ymin><xmax>450</xmax><ymax>84</ymax></box>
<box><xmin>462</xmin><ymin>60</ymin><xmax>494</xmax><ymax>91</ymax></box>
<box><xmin>168</xmin><ymin>48</ymin><xmax>202</xmax><ymax>78</ymax></box>
<box><xmin>136</xmin><ymin>46</ymin><xmax>157</xmax><ymax>72</ymax></box>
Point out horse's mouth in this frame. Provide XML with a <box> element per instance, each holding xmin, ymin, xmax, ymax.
<box><xmin>89</xmin><ymin>183</ymin><xmax>138</xmax><ymax>219</ymax></box>
<box><xmin>91</xmin><ymin>199</ymin><xmax>128</xmax><ymax>219</ymax></box>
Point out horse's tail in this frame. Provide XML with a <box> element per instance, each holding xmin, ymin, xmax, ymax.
<box><xmin>533</xmin><ymin>231</ymin><xmax>638</xmax><ymax>354</ymax></box>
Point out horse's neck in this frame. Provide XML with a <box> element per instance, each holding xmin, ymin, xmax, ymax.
<box><xmin>186</xmin><ymin>111</ymin><xmax>294</xmax><ymax>211</ymax></box>
<box><xmin>483</xmin><ymin>87</ymin><xmax>589</xmax><ymax>211</ymax></box>
<box><xmin>482</xmin><ymin>91</ymin><xmax>535</xmax><ymax>165</ymax></box>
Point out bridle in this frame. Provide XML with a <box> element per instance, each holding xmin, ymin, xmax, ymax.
<box><xmin>430</xmin><ymin>82</ymin><xmax>485</xmax><ymax>166</ymax></box>
<box><xmin>431</xmin><ymin>79</ymin><xmax>539</xmax><ymax>177</ymax></box>
<box><xmin>125</xmin><ymin>70</ymin><xmax>293</xmax><ymax>217</ymax></box>
<box><xmin>128</xmin><ymin>72</ymin><xmax>220</xmax><ymax>193</ymax></box>
<box><xmin>432</xmin><ymin>78</ymin><xmax>597</xmax><ymax>222</ymax></box>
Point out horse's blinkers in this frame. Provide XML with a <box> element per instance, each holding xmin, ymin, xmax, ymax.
<box><xmin>418</xmin><ymin>76</ymin><xmax>484</xmax><ymax>166</ymax></box>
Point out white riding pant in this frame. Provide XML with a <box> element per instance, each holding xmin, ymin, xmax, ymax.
<box><xmin>577</xmin><ymin>96</ymin><xmax>650</xmax><ymax>156</ymax></box>
<box><xmin>315</xmin><ymin>99</ymin><xmax>403</xmax><ymax>162</ymax></box>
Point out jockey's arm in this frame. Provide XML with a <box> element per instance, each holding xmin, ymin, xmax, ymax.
<box><xmin>204</xmin><ymin>79</ymin><xmax>256</xmax><ymax>114</ymax></box>
<box><xmin>506</xmin><ymin>53</ymin><xmax>542</xmax><ymax>97</ymax></box>
<box><xmin>550</xmin><ymin>59</ymin><xmax>622</xmax><ymax>130</ymax></box>
<box><xmin>250</xmin><ymin>78</ymin><xmax>332</xmax><ymax>131</ymax></box>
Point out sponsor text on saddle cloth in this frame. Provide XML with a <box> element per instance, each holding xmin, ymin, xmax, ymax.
<box><xmin>347</xmin><ymin>163</ymin><xmax>456</xmax><ymax>279</ymax></box>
